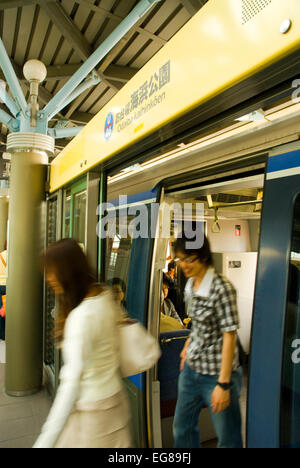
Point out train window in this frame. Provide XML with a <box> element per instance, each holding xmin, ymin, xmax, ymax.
<box><xmin>104</xmin><ymin>205</ymin><xmax>153</xmax><ymax>323</ymax></box>
<box><xmin>63</xmin><ymin>189</ymin><xmax>71</xmax><ymax>238</ymax></box>
<box><xmin>105</xmin><ymin>215</ymin><xmax>133</xmax><ymax>308</ymax></box>
<box><xmin>281</xmin><ymin>194</ymin><xmax>300</xmax><ymax>448</ymax></box>
<box><xmin>73</xmin><ymin>190</ymin><xmax>87</xmax><ymax>247</ymax></box>
<box><xmin>62</xmin><ymin>183</ymin><xmax>87</xmax><ymax>248</ymax></box>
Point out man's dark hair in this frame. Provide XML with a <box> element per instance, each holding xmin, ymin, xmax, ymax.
<box><xmin>174</xmin><ymin>233</ymin><xmax>213</xmax><ymax>267</ymax></box>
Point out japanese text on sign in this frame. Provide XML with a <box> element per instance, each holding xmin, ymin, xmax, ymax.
<box><xmin>115</xmin><ymin>60</ymin><xmax>171</xmax><ymax>125</ymax></box>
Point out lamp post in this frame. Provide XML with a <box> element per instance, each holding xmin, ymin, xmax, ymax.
<box><xmin>5</xmin><ymin>60</ymin><xmax>54</xmax><ymax>396</ymax></box>
<box><xmin>23</xmin><ymin>60</ymin><xmax>47</xmax><ymax>128</ymax></box>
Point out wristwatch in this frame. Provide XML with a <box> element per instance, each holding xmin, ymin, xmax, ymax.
<box><xmin>217</xmin><ymin>381</ymin><xmax>232</xmax><ymax>390</ymax></box>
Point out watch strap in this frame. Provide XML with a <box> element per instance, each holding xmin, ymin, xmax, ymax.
<box><xmin>217</xmin><ymin>381</ymin><xmax>232</xmax><ymax>390</ymax></box>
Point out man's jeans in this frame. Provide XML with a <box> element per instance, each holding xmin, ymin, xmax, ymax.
<box><xmin>173</xmin><ymin>363</ymin><xmax>243</xmax><ymax>448</ymax></box>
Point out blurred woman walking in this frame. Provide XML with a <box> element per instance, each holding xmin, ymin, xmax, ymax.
<box><xmin>34</xmin><ymin>238</ymin><xmax>131</xmax><ymax>448</ymax></box>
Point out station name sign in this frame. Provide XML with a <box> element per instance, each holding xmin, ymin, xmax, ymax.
<box><xmin>104</xmin><ymin>60</ymin><xmax>171</xmax><ymax>140</ymax></box>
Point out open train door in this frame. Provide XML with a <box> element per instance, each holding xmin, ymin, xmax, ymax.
<box><xmin>248</xmin><ymin>143</ymin><xmax>300</xmax><ymax>448</ymax></box>
<box><xmin>103</xmin><ymin>188</ymin><xmax>161</xmax><ymax>448</ymax></box>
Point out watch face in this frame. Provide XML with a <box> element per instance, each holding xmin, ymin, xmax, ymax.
<box><xmin>218</xmin><ymin>382</ymin><xmax>230</xmax><ymax>390</ymax></box>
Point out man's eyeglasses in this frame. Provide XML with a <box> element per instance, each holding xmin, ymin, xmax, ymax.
<box><xmin>174</xmin><ymin>256</ymin><xmax>199</xmax><ymax>265</ymax></box>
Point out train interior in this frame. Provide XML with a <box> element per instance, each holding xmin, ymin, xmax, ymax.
<box><xmin>157</xmin><ymin>172</ymin><xmax>265</xmax><ymax>447</ymax></box>
<box><xmin>104</xmin><ymin>169</ymin><xmax>265</xmax><ymax>447</ymax></box>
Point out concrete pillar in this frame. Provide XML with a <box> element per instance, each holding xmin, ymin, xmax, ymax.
<box><xmin>0</xmin><ymin>197</ymin><xmax>9</xmax><ymax>251</ymax></box>
<box><xmin>5</xmin><ymin>133</ymin><xmax>54</xmax><ymax>396</ymax></box>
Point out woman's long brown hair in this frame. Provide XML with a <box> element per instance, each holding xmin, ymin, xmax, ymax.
<box><xmin>42</xmin><ymin>239</ymin><xmax>96</xmax><ymax>342</ymax></box>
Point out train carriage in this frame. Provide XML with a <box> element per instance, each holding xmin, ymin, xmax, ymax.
<box><xmin>45</xmin><ymin>0</ymin><xmax>300</xmax><ymax>448</ymax></box>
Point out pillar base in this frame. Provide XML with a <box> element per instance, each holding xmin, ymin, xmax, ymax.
<box><xmin>5</xmin><ymin>386</ymin><xmax>42</xmax><ymax>397</ymax></box>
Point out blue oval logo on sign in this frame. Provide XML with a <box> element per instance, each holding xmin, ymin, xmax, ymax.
<box><xmin>104</xmin><ymin>112</ymin><xmax>114</xmax><ymax>141</ymax></box>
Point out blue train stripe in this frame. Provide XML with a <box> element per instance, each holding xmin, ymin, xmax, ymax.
<box><xmin>109</xmin><ymin>188</ymin><xmax>159</xmax><ymax>207</ymax></box>
<box><xmin>267</xmin><ymin>150</ymin><xmax>300</xmax><ymax>174</ymax></box>
<box><xmin>129</xmin><ymin>373</ymin><xmax>143</xmax><ymax>391</ymax></box>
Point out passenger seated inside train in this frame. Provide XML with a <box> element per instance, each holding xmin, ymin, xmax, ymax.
<box><xmin>164</xmin><ymin>261</ymin><xmax>185</xmax><ymax>321</ymax></box>
<box><xmin>107</xmin><ymin>277</ymin><xmax>127</xmax><ymax>308</ymax></box>
<box><xmin>166</xmin><ymin>260</ymin><xmax>176</xmax><ymax>283</ymax></box>
<box><xmin>161</xmin><ymin>276</ymin><xmax>183</xmax><ymax>326</ymax></box>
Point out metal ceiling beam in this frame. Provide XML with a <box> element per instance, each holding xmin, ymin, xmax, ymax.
<box><xmin>180</xmin><ymin>0</ymin><xmax>202</xmax><ymax>15</ymax></box>
<box><xmin>0</xmin><ymin>0</ymin><xmax>166</xmax><ymax>47</ymax></box>
<box><xmin>0</xmin><ymin>108</ymin><xmax>19</xmax><ymax>132</ymax></box>
<box><xmin>0</xmin><ymin>59</ymin><xmax>22</xmax><ymax>81</ymax></box>
<box><xmin>48</xmin><ymin>125</ymin><xmax>84</xmax><ymax>139</ymax></box>
<box><xmin>1</xmin><ymin>0</ymin><xmax>164</xmax><ymax>121</ymax></box>
<box><xmin>68</xmin><ymin>111</ymin><xmax>94</xmax><ymax>125</ymax></box>
<box><xmin>0</xmin><ymin>38</ymin><xmax>27</xmax><ymax>115</ymax></box>
<box><xmin>98</xmin><ymin>14</ymin><xmax>154</xmax><ymax>77</ymax></box>
<box><xmin>41</xmin><ymin>1</ymin><xmax>119</xmax><ymax>93</ymax></box>
<box><xmin>44</xmin><ymin>63</ymin><xmax>81</xmax><ymax>81</ymax></box>
<box><xmin>0</xmin><ymin>58</ymin><xmax>69</xmax><ymax>123</ymax></box>
<box><xmin>48</xmin><ymin>73</ymin><xmax>100</xmax><ymax>120</ymax></box>
<box><xmin>45</xmin><ymin>63</ymin><xmax>138</xmax><ymax>83</ymax></box>
<box><xmin>74</xmin><ymin>0</ymin><xmax>166</xmax><ymax>48</ymax></box>
<box><xmin>41</xmin><ymin>2</ymin><xmax>92</xmax><ymax>61</ymax></box>
<box><xmin>0</xmin><ymin>61</ymin><xmax>94</xmax><ymax>124</ymax></box>
<box><xmin>0</xmin><ymin>83</ymin><xmax>20</xmax><ymax>117</ymax></box>
<box><xmin>43</xmin><ymin>0</ymin><xmax>162</xmax><ymax>120</ymax></box>
<box><xmin>0</xmin><ymin>0</ymin><xmax>55</xmax><ymax>9</ymax></box>
<box><xmin>104</xmin><ymin>64</ymin><xmax>138</xmax><ymax>83</ymax></box>
<box><xmin>54</xmin><ymin>138</ymin><xmax>68</xmax><ymax>148</ymax></box>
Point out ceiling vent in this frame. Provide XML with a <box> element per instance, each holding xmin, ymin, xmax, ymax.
<box><xmin>242</xmin><ymin>0</ymin><xmax>273</xmax><ymax>25</ymax></box>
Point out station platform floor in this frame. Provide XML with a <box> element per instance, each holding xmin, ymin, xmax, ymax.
<box><xmin>0</xmin><ymin>340</ymin><xmax>52</xmax><ymax>448</ymax></box>
<box><xmin>0</xmin><ymin>339</ymin><xmax>248</xmax><ymax>448</ymax></box>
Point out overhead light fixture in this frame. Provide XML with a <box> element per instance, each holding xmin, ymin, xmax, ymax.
<box><xmin>119</xmin><ymin>163</ymin><xmax>142</xmax><ymax>174</ymax></box>
<box><xmin>108</xmin><ymin>101</ymin><xmax>300</xmax><ymax>184</ymax></box>
<box><xmin>235</xmin><ymin>109</ymin><xmax>266</xmax><ymax>122</ymax></box>
<box><xmin>23</xmin><ymin>59</ymin><xmax>47</xmax><ymax>127</ymax></box>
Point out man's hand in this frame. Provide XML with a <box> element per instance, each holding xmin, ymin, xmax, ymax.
<box><xmin>179</xmin><ymin>346</ymin><xmax>187</xmax><ymax>372</ymax></box>
<box><xmin>211</xmin><ymin>385</ymin><xmax>230</xmax><ymax>414</ymax></box>
<box><xmin>179</xmin><ymin>338</ymin><xmax>190</xmax><ymax>372</ymax></box>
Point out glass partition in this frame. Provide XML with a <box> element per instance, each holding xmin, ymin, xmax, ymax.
<box><xmin>62</xmin><ymin>179</ymin><xmax>87</xmax><ymax>248</ymax></box>
<box><xmin>103</xmin><ymin>195</ymin><xmax>157</xmax><ymax>323</ymax></box>
<box><xmin>63</xmin><ymin>189</ymin><xmax>71</xmax><ymax>239</ymax></box>
<box><xmin>73</xmin><ymin>190</ymin><xmax>87</xmax><ymax>248</ymax></box>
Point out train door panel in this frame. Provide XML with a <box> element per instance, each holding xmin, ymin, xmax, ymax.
<box><xmin>248</xmin><ymin>148</ymin><xmax>300</xmax><ymax>448</ymax></box>
<box><xmin>63</xmin><ymin>178</ymin><xmax>87</xmax><ymax>248</ymax></box>
<box><xmin>44</xmin><ymin>190</ymin><xmax>62</xmax><ymax>394</ymax></box>
<box><xmin>151</xmin><ymin>171</ymin><xmax>265</xmax><ymax>447</ymax></box>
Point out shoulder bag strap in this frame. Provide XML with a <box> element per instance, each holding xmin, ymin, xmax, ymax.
<box><xmin>0</xmin><ymin>254</ymin><xmax>6</xmax><ymax>268</ymax></box>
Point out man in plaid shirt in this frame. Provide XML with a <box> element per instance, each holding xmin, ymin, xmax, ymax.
<box><xmin>173</xmin><ymin>234</ymin><xmax>243</xmax><ymax>448</ymax></box>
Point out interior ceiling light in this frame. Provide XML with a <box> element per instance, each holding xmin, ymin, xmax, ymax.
<box><xmin>235</xmin><ymin>109</ymin><xmax>266</xmax><ymax>122</ymax></box>
<box><xmin>120</xmin><ymin>163</ymin><xmax>142</xmax><ymax>173</ymax></box>
<box><xmin>108</xmin><ymin>101</ymin><xmax>300</xmax><ymax>184</ymax></box>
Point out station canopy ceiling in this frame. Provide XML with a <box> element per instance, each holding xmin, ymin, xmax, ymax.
<box><xmin>0</xmin><ymin>0</ymin><xmax>208</xmax><ymax>160</ymax></box>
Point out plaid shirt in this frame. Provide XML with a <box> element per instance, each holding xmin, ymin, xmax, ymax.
<box><xmin>185</xmin><ymin>268</ymin><xmax>240</xmax><ymax>376</ymax></box>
